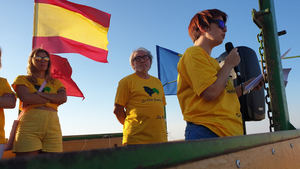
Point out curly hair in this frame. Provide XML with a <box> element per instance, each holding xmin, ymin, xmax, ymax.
<box><xmin>188</xmin><ymin>9</ymin><xmax>227</xmax><ymax>42</ymax></box>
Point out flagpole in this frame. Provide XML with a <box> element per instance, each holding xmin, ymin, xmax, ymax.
<box><xmin>32</xmin><ymin>1</ymin><xmax>39</xmax><ymax>48</ymax></box>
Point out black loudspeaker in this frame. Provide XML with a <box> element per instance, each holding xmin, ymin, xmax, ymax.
<box><xmin>217</xmin><ymin>46</ymin><xmax>265</xmax><ymax>121</ymax></box>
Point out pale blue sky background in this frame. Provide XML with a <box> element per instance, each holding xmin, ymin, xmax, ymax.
<box><xmin>0</xmin><ymin>0</ymin><xmax>300</xmax><ymax>140</ymax></box>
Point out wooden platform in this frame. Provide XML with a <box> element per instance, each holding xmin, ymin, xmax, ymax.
<box><xmin>2</xmin><ymin>133</ymin><xmax>123</xmax><ymax>159</ymax></box>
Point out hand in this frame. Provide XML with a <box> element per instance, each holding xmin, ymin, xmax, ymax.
<box><xmin>244</xmin><ymin>77</ymin><xmax>264</xmax><ymax>92</ymax></box>
<box><xmin>244</xmin><ymin>77</ymin><xmax>255</xmax><ymax>86</ymax></box>
<box><xmin>225</xmin><ymin>48</ymin><xmax>240</xmax><ymax>68</ymax></box>
<box><xmin>254</xmin><ymin>79</ymin><xmax>264</xmax><ymax>91</ymax></box>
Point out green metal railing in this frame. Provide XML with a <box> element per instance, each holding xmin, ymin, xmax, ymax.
<box><xmin>1</xmin><ymin>130</ymin><xmax>300</xmax><ymax>169</ymax></box>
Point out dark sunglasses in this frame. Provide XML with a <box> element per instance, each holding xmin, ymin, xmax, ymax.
<box><xmin>211</xmin><ymin>19</ymin><xmax>226</xmax><ymax>30</ymax></box>
<box><xmin>34</xmin><ymin>56</ymin><xmax>50</xmax><ymax>62</ymax></box>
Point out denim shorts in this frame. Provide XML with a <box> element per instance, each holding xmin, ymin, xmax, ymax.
<box><xmin>185</xmin><ymin>122</ymin><xmax>218</xmax><ymax>140</ymax></box>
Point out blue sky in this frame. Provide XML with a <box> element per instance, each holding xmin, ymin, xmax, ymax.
<box><xmin>1</xmin><ymin>0</ymin><xmax>300</xmax><ymax>140</ymax></box>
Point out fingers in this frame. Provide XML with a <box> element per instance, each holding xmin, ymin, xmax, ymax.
<box><xmin>225</xmin><ymin>48</ymin><xmax>240</xmax><ymax>67</ymax></box>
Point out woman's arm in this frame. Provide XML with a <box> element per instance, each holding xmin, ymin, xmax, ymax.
<box><xmin>16</xmin><ymin>85</ymin><xmax>49</xmax><ymax>105</ymax></box>
<box><xmin>200</xmin><ymin>48</ymin><xmax>240</xmax><ymax>101</ymax></box>
<box><xmin>0</xmin><ymin>93</ymin><xmax>16</xmax><ymax>108</ymax></box>
<box><xmin>36</xmin><ymin>87</ymin><xmax>67</xmax><ymax>105</ymax></box>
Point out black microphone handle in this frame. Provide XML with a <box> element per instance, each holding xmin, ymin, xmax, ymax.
<box><xmin>225</xmin><ymin>42</ymin><xmax>240</xmax><ymax>76</ymax></box>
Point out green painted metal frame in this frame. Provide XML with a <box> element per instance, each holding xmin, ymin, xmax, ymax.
<box><xmin>1</xmin><ymin>130</ymin><xmax>300</xmax><ymax>169</ymax></box>
<box><xmin>62</xmin><ymin>133</ymin><xmax>122</xmax><ymax>141</ymax></box>
<box><xmin>257</xmin><ymin>0</ymin><xmax>293</xmax><ymax>130</ymax></box>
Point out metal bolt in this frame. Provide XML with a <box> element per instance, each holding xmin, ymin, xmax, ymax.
<box><xmin>272</xmin><ymin>148</ymin><xmax>275</xmax><ymax>155</ymax></box>
<box><xmin>290</xmin><ymin>143</ymin><xmax>294</xmax><ymax>148</ymax></box>
<box><xmin>236</xmin><ymin>160</ymin><xmax>241</xmax><ymax>168</ymax></box>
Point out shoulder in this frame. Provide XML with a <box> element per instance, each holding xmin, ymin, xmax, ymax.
<box><xmin>119</xmin><ymin>73</ymin><xmax>135</xmax><ymax>83</ymax></box>
<box><xmin>149</xmin><ymin>76</ymin><xmax>163</xmax><ymax>85</ymax></box>
<box><xmin>0</xmin><ymin>77</ymin><xmax>7</xmax><ymax>82</ymax></box>
<box><xmin>182</xmin><ymin>46</ymin><xmax>212</xmax><ymax>65</ymax></box>
<box><xmin>0</xmin><ymin>77</ymin><xmax>9</xmax><ymax>87</ymax></box>
<box><xmin>15</xmin><ymin>75</ymin><xmax>28</xmax><ymax>79</ymax></box>
<box><xmin>13</xmin><ymin>75</ymin><xmax>29</xmax><ymax>83</ymax></box>
<box><xmin>184</xmin><ymin>46</ymin><xmax>207</xmax><ymax>57</ymax></box>
<box><xmin>150</xmin><ymin>75</ymin><xmax>161</xmax><ymax>82</ymax></box>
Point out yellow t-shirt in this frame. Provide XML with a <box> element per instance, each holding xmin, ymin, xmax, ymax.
<box><xmin>177</xmin><ymin>46</ymin><xmax>243</xmax><ymax>137</ymax></box>
<box><xmin>0</xmin><ymin>77</ymin><xmax>14</xmax><ymax>144</ymax></box>
<box><xmin>12</xmin><ymin>75</ymin><xmax>64</xmax><ymax>111</ymax></box>
<box><xmin>115</xmin><ymin>73</ymin><xmax>167</xmax><ymax>145</ymax></box>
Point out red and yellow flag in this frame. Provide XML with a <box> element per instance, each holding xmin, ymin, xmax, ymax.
<box><xmin>33</xmin><ymin>0</ymin><xmax>111</xmax><ymax>63</ymax></box>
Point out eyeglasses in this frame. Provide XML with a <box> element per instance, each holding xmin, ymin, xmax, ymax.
<box><xmin>211</xmin><ymin>19</ymin><xmax>226</xmax><ymax>30</ymax></box>
<box><xmin>34</xmin><ymin>56</ymin><xmax>50</xmax><ymax>62</ymax></box>
<box><xmin>133</xmin><ymin>55</ymin><xmax>150</xmax><ymax>62</ymax></box>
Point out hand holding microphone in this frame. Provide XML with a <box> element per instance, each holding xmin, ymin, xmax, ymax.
<box><xmin>225</xmin><ymin>42</ymin><xmax>241</xmax><ymax>76</ymax></box>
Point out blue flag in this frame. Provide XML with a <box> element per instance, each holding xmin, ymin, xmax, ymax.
<box><xmin>156</xmin><ymin>45</ymin><xmax>181</xmax><ymax>95</ymax></box>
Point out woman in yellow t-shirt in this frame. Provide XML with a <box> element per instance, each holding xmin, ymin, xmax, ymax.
<box><xmin>0</xmin><ymin>48</ymin><xmax>16</xmax><ymax>159</ymax></box>
<box><xmin>12</xmin><ymin>48</ymin><xmax>67</xmax><ymax>156</ymax></box>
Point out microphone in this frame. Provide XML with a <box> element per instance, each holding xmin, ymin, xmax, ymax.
<box><xmin>225</xmin><ymin>42</ymin><xmax>241</xmax><ymax>77</ymax></box>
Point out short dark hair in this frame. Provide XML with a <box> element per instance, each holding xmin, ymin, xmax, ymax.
<box><xmin>188</xmin><ymin>9</ymin><xmax>227</xmax><ymax>42</ymax></box>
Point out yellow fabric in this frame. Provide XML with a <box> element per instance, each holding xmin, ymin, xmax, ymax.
<box><xmin>12</xmin><ymin>75</ymin><xmax>64</xmax><ymax>111</ymax></box>
<box><xmin>0</xmin><ymin>78</ymin><xmax>14</xmax><ymax>144</ymax></box>
<box><xmin>115</xmin><ymin>73</ymin><xmax>167</xmax><ymax>145</ymax></box>
<box><xmin>13</xmin><ymin>109</ymin><xmax>62</xmax><ymax>152</ymax></box>
<box><xmin>177</xmin><ymin>46</ymin><xmax>243</xmax><ymax>137</ymax></box>
<box><xmin>34</xmin><ymin>3</ymin><xmax>109</xmax><ymax>50</ymax></box>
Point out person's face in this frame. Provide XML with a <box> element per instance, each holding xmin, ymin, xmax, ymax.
<box><xmin>32</xmin><ymin>51</ymin><xmax>50</xmax><ymax>72</ymax></box>
<box><xmin>205</xmin><ymin>16</ymin><xmax>227</xmax><ymax>46</ymax></box>
<box><xmin>131</xmin><ymin>50</ymin><xmax>151</xmax><ymax>73</ymax></box>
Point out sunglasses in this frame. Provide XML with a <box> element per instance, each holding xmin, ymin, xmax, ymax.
<box><xmin>211</xmin><ymin>19</ymin><xmax>226</xmax><ymax>30</ymax></box>
<box><xmin>133</xmin><ymin>55</ymin><xmax>150</xmax><ymax>62</ymax></box>
<box><xmin>34</xmin><ymin>56</ymin><xmax>50</xmax><ymax>62</ymax></box>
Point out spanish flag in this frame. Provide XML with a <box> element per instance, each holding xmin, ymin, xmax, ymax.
<box><xmin>33</xmin><ymin>0</ymin><xmax>111</xmax><ymax>63</ymax></box>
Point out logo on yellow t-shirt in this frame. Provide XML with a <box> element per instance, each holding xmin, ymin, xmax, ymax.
<box><xmin>34</xmin><ymin>85</ymin><xmax>51</xmax><ymax>92</ymax></box>
<box><xmin>225</xmin><ymin>78</ymin><xmax>235</xmax><ymax>93</ymax></box>
<box><xmin>143</xmin><ymin>86</ymin><xmax>159</xmax><ymax>96</ymax></box>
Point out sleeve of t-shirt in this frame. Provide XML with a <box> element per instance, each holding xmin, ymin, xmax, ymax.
<box><xmin>0</xmin><ymin>78</ymin><xmax>14</xmax><ymax>95</ymax></box>
<box><xmin>114</xmin><ymin>78</ymin><xmax>129</xmax><ymax>107</ymax></box>
<box><xmin>11</xmin><ymin>76</ymin><xmax>32</xmax><ymax>92</ymax></box>
<box><xmin>183</xmin><ymin>49</ymin><xmax>218</xmax><ymax>96</ymax></box>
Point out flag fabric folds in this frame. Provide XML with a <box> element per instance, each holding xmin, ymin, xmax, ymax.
<box><xmin>33</xmin><ymin>0</ymin><xmax>111</xmax><ymax>63</ymax></box>
<box><xmin>50</xmin><ymin>54</ymin><xmax>84</xmax><ymax>98</ymax></box>
<box><xmin>156</xmin><ymin>45</ymin><xmax>181</xmax><ymax>95</ymax></box>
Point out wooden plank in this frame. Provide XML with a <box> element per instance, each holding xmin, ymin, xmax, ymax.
<box><xmin>2</xmin><ymin>135</ymin><xmax>122</xmax><ymax>159</ymax></box>
<box><xmin>63</xmin><ymin>137</ymin><xmax>122</xmax><ymax>152</ymax></box>
<box><xmin>167</xmin><ymin>137</ymin><xmax>300</xmax><ymax>169</ymax></box>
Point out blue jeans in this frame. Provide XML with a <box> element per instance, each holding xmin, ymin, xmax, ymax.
<box><xmin>185</xmin><ymin>122</ymin><xmax>218</xmax><ymax>140</ymax></box>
